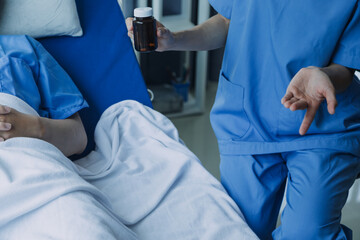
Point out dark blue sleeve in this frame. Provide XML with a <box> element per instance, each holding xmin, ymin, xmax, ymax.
<box><xmin>27</xmin><ymin>36</ymin><xmax>88</xmax><ymax>119</ymax></box>
<box><xmin>332</xmin><ymin>1</ymin><xmax>360</xmax><ymax>70</ymax></box>
<box><xmin>208</xmin><ymin>0</ymin><xmax>233</xmax><ymax>19</ymax></box>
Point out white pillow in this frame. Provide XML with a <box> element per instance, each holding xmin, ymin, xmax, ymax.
<box><xmin>0</xmin><ymin>0</ymin><xmax>83</xmax><ymax>38</ymax></box>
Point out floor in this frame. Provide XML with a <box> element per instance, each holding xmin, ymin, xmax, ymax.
<box><xmin>170</xmin><ymin>81</ymin><xmax>360</xmax><ymax>239</ymax></box>
<box><xmin>170</xmin><ymin>81</ymin><xmax>220</xmax><ymax>180</ymax></box>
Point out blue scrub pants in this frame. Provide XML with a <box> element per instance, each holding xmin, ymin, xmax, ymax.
<box><xmin>220</xmin><ymin>149</ymin><xmax>360</xmax><ymax>240</ymax></box>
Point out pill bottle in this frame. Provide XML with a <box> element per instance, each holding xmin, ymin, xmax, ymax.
<box><xmin>133</xmin><ymin>7</ymin><xmax>158</xmax><ymax>53</ymax></box>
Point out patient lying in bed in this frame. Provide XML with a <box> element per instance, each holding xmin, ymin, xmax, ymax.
<box><xmin>0</xmin><ymin>35</ymin><xmax>138</xmax><ymax>239</ymax></box>
<box><xmin>0</xmin><ymin>35</ymin><xmax>258</xmax><ymax>239</ymax></box>
<box><xmin>0</xmin><ymin>35</ymin><xmax>87</xmax><ymax>156</ymax></box>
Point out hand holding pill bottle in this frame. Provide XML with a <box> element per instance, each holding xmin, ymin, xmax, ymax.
<box><xmin>133</xmin><ymin>7</ymin><xmax>158</xmax><ymax>53</ymax></box>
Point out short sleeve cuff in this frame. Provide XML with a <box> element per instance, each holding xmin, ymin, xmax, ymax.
<box><xmin>332</xmin><ymin>44</ymin><xmax>360</xmax><ymax>71</ymax></box>
<box><xmin>208</xmin><ymin>0</ymin><xmax>233</xmax><ymax>19</ymax></box>
<box><xmin>41</xmin><ymin>99</ymin><xmax>89</xmax><ymax>119</ymax></box>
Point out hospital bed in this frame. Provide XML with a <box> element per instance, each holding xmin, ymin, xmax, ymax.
<box><xmin>45</xmin><ymin>0</ymin><xmax>359</xmax><ymax>238</ymax></box>
<box><xmin>0</xmin><ymin>0</ymin><xmax>358</xmax><ymax>239</ymax></box>
<box><xmin>0</xmin><ymin>0</ymin><xmax>259</xmax><ymax>239</ymax></box>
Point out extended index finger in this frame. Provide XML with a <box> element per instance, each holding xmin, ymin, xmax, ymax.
<box><xmin>299</xmin><ymin>103</ymin><xmax>319</xmax><ymax>135</ymax></box>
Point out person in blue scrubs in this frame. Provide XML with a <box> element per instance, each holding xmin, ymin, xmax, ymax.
<box><xmin>0</xmin><ymin>35</ymin><xmax>88</xmax><ymax>157</ymax></box>
<box><xmin>126</xmin><ymin>1</ymin><xmax>360</xmax><ymax>239</ymax></box>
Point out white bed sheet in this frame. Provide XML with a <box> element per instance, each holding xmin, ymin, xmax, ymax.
<box><xmin>76</xmin><ymin>100</ymin><xmax>258</xmax><ymax>239</ymax></box>
<box><xmin>0</xmin><ymin>137</ymin><xmax>136</xmax><ymax>240</ymax></box>
<box><xmin>0</xmin><ymin>96</ymin><xmax>259</xmax><ymax>239</ymax></box>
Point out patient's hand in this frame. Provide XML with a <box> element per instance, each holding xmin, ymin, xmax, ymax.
<box><xmin>0</xmin><ymin>105</ymin><xmax>87</xmax><ymax>156</ymax></box>
<box><xmin>281</xmin><ymin>67</ymin><xmax>337</xmax><ymax>136</ymax></box>
<box><xmin>126</xmin><ymin>17</ymin><xmax>175</xmax><ymax>52</ymax></box>
<box><xmin>0</xmin><ymin>105</ymin><xmax>40</xmax><ymax>141</ymax></box>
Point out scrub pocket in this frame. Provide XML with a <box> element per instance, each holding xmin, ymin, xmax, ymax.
<box><xmin>210</xmin><ymin>72</ymin><xmax>250</xmax><ymax>140</ymax></box>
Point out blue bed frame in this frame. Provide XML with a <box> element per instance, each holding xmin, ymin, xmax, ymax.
<box><xmin>39</xmin><ymin>0</ymin><xmax>152</xmax><ymax>156</ymax></box>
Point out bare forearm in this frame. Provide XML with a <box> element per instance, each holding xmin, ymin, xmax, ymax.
<box><xmin>320</xmin><ymin>63</ymin><xmax>355</xmax><ymax>93</ymax></box>
<box><xmin>170</xmin><ymin>14</ymin><xmax>230</xmax><ymax>51</ymax></box>
<box><xmin>39</xmin><ymin>113</ymin><xmax>87</xmax><ymax>156</ymax></box>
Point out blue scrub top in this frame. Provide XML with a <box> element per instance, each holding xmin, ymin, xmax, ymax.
<box><xmin>209</xmin><ymin>0</ymin><xmax>360</xmax><ymax>156</ymax></box>
<box><xmin>0</xmin><ymin>35</ymin><xmax>88</xmax><ymax>119</ymax></box>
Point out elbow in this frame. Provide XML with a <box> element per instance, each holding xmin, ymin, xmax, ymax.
<box><xmin>218</xmin><ymin>14</ymin><xmax>230</xmax><ymax>26</ymax></box>
<box><xmin>216</xmin><ymin>14</ymin><xmax>230</xmax><ymax>48</ymax></box>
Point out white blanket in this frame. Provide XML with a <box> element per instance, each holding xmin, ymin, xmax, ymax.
<box><xmin>0</xmin><ymin>138</ymin><xmax>137</xmax><ymax>239</ymax></box>
<box><xmin>0</xmin><ymin>96</ymin><xmax>258</xmax><ymax>239</ymax></box>
<box><xmin>76</xmin><ymin>100</ymin><xmax>258</xmax><ymax>240</ymax></box>
<box><xmin>0</xmin><ymin>94</ymin><xmax>136</xmax><ymax>239</ymax></box>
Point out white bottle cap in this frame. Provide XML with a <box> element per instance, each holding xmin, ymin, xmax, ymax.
<box><xmin>134</xmin><ymin>7</ymin><xmax>153</xmax><ymax>18</ymax></box>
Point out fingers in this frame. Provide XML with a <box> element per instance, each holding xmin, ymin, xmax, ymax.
<box><xmin>0</xmin><ymin>105</ymin><xmax>12</xmax><ymax>141</ymax></box>
<box><xmin>0</xmin><ymin>105</ymin><xmax>11</xmax><ymax>114</ymax></box>
<box><xmin>0</xmin><ymin>122</ymin><xmax>11</xmax><ymax>131</ymax></box>
<box><xmin>323</xmin><ymin>88</ymin><xmax>337</xmax><ymax>115</ymax></box>
<box><xmin>125</xmin><ymin>18</ymin><xmax>134</xmax><ymax>38</ymax></box>
<box><xmin>157</xmin><ymin>27</ymin><xmax>171</xmax><ymax>38</ymax></box>
<box><xmin>125</xmin><ymin>17</ymin><xmax>134</xmax><ymax>31</ymax></box>
<box><xmin>282</xmin><ymin>97</ymin><xmax>297</xmax><ymax>108</ymax></box>
<box><xmin>281</xmin><ymin>92</ymin><xmax>293</xmax><ymax>104</ymax></box>
<box><xmin>299</xmin><ymin>103</ymin><xmax>319</xmax><ymax>135</ymax></box>
<box><xmin>281</xmin><ymin>86</ymin><xmax>304</xmax><ymax>106</ymax></box>
<box><xmin>126</xmin><ymin>17</ymin><xmax>170</xmax><ymax>41</ymax></box>
<box><xmin>327</xmin><ymin>100</ymin><xmax>337</xmax><ymax>115</ymax></box>
<box><xmin>289</xmin><ymin>99</ymin><xmax>308</xmax><ymax>111</ymax></box>
<box><xmin>282</xmin><ymin>96</ymin><xmax>308</xmax><ymax>111</ymax></box>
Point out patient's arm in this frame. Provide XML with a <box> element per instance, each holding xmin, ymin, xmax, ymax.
<box><xmin>0</xmin><ymin>105</ymin><xmax>87</xmax><ymax>157</ymax></box>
